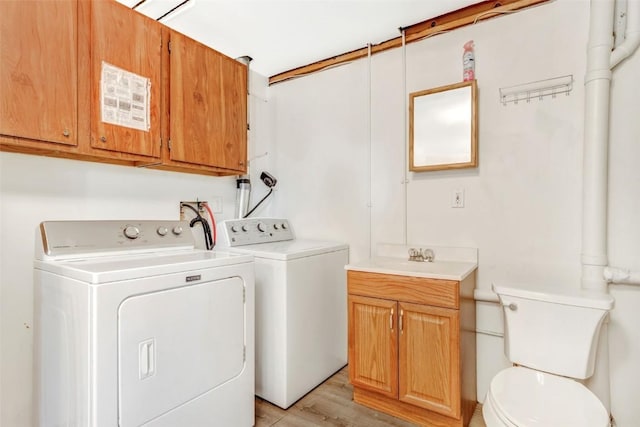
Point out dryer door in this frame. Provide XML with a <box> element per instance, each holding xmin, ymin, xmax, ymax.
<box><xmin>117</xmin><ymin>277</ymin><xmax>246</xmax><ymax>427</ymax></box>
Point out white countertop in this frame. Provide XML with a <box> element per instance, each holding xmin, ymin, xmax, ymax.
<box><xmin>346</xmin><ymin>257</ymin><xmax>477</xmax><ymax>281</ymax></box>
<box><xmin>345</xmin><ymin>243</ymin><xmax>478</xmax><ymax>281</ymax></box>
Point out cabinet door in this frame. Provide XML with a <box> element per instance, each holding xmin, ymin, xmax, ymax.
<box><xmin>0</xmin><ymin>0</ymin><xmax>77</xmax><ymax>146</ymax></box>
<box><xmin>169</xmin><ymin>31</ymin><xmax>247</xmax><ymax>171</ymax></box>
<box><xmin>348</xmin><ymin>295</ymin><xmax>397</xmax><ymax>398</ymax></box>
<box><xmin>219</xmin><ymin>55</ymin><xmax>248</xmax><ymax>170</ymax></box>
<box><xmin>90</xmin><ymin>0</ymin><xmax>161</xmax><ymax>158</ymax></box>
<box><xmin>398</xmin><ymin>302</ymin><xmax>460</xmax><ymax>418</ymax></box>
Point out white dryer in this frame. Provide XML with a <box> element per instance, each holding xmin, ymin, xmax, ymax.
<box><xmin>33</xmin><ymin>220</ymin><xmax>254</xmax><ymax>427</ymax></box>
<box><xmin>218</xmin><ymin>218</ymin><xmax>348</xmax><ymax>409</ymax></box>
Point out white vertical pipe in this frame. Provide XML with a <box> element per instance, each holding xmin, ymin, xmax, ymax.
<box><xmin>580</xmin><ymin>0</ymin><xmax>640</xmax><ymax>416</ymax></box>
<box><xmin>582</xmin><ymin>0</ymin><xmax>614</xmax><ymax>413</ymax></box>
<box><xmin>613</xmin><ymin>0</ymin><xmax>629</xmax><ymax>48</ymax></box>
<box><xmin>582</xmin><ymin>0</ymin><xmax>614</xmax><ymax>293</ymax></box>
<box><xmin>611</xmin><ymin>0</ymin><xmax>640</xmax><ymax>67</ymax></box>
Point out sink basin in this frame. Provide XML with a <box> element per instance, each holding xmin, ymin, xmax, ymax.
<box><xmin>346</xmin><ymin>256</ymin><xmax>477</xmax><ymax>281</ymax></box>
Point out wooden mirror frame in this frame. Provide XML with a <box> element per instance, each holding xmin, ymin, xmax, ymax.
<box><xmin>409</xmin><ymin>80</ymin><xmax>478</xmax><ymax>172</ymax></box>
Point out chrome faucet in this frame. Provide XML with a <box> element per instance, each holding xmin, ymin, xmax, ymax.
<box><xmin>408</xmin><ymin>248</ymin><xmax>435</xmax><ymax>262</ymax></box>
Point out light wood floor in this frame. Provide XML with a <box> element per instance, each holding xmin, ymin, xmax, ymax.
<box><xmin>255</xmin><ymin>367</ymin><xmax>487</xmax><ymax>427</ymax></box>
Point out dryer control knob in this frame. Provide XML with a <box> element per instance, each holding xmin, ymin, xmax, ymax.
<box><xmin>257</xmin><ymin>222</ymin><xmax>267</xmax><ymax>232</ymax></box>
<box><xmin>281</xmin><ymin>223</ymin><xmax>288</xmax><ymax>230</ymax></box>
<box><xmin>231</xmin><ymin>225</ymin><xmax>239</xmax><ymax>233</ymax></box>
<box><xmin>157</xmin><ymin>226</ymin><xmax>168</xmax><ymax>236</ymax></box>
<box><xmin>241</xmin><ymin>225</ymin><xmax>248</xmax><ymax>232</ymax></box>
<box><xmin>273</xmin><ymin>223</ymin><xmax>280</xmax><ymax>230</ymax></box>
<box><xmin>123</xmin><ymin>225</ymin><xmax>140</xmax><ymax>239</ymax></box>
<box><xmin>172</xmin><ymin>225</ymin><xmax>183</xmax><ymax>235</ymax></box>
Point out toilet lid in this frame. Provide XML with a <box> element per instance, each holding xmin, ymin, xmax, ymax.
<box><xmin>488</xmin><ymin>367</ymin><xmax>609</xmax><ymax>427</ymax></box>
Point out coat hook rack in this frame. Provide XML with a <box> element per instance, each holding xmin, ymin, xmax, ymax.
<box><xmin>499</xmin><ymin>75</ymin><xmax>573</xmax><ymax>106</ymax></box>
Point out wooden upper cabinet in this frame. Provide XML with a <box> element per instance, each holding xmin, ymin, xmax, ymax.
<box><xmin>169</xmin><ymin>31</ymin><xmax>247</xmax><ymax>172</ymax></box>
<box><xmin>1</xmin><ymin>0</ymin><xmax>246</xmax><ymax>175</ymax></box>
<box><xmin>0</xmin><ymin>0</ymin><xmax>78</xmax><ymax>146</ymax></box>
<box><xmin>398</xmin><ymin>301</ymin><xmax>460</xmax><ymax>418</ymax></box>
<box><xmin>348</xmin><ymin>295</ymin><xmax>398</xmax><ymax>398</ymax></box>
<box><xmin>89</xmin><ymin>0</ymin><xmax>161</xmax><ymax>158</ymax></box>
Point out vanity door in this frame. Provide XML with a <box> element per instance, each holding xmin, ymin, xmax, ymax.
<box><xmin>398</xmin><ymin>302</ymin><xmax>460</xmax><ymax>418</ymax></box>
<box><xmin>348</xmin><ymin>295</ymin><xmax>398</xmax><ymax>398</ymax></box>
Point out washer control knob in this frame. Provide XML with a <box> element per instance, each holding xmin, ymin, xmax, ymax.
<box><xmin>123</xmin><ymin>225</ymin><xmax>140</xmax><ymax>239</ymax></box>
<box><xmin>273</xmin><ymin>223</ymin><xmax>280</xmax><ymax>230</ymax></box>
<box><xmin>157</xmin><ymin>226</ymin><xmax>168</xmax><ymax>236</ymax></box>
<box><xmin>241</xmin><ymin>225</ymin><xmax>248</xmax><ymax>232</ymax></box>
<box><xmin>281</xmin><ymin>222</ymin><xmax>288</xmax><ymax>230</ymax></box>
<box><xmin>172</xmin><ymin>225</ymin><xmax>183</xmax><ymax>235</ymax></box>
<box><xmin>257</xmin><ymin>222</ymin><xmax>267</xmax><ymax>232</ymax></box>
<box><xmin>231</xmin><ymin>225</ymin><xmax>239</xmax><ymax>233</ymax></box>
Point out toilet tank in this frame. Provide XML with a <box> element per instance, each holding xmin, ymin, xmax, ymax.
<box><xmin>493</xmin><ymin>284</ymin><xmax>614</xmax><ymax>379</ymax></box>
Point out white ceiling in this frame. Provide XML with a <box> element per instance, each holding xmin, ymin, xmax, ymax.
<box><xmin>117</xmin><ymin>0</ymin><xmax>481</xmax><ymax>77</ymax></box>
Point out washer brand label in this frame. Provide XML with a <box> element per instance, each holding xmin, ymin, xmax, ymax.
<box><xmin>185</xmin><ymin>275</ymin><xmax>201</xmax><ymax>282</ymax></box>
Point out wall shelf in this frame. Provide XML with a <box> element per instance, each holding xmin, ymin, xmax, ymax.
<box><xmin>499</xmin><ymin>75</ymin><xmax>573</xmax><ymax>105</ymax></box>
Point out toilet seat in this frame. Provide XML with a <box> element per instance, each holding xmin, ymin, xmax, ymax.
<box><xmin>483</xmin><ymin>387</ymin><xmax>517</xmax><ymax>427</ymax></box>
<box><xmin>486</xmin><ymin>367</ymin><xmax>609</xmax><ymax>427</ymax></box>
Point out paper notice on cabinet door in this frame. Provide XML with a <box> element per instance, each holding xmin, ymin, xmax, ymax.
<box><xmin>100</xmin><ymin>62</ymin><xmax>150</xmax><ymax>131</ymax></box>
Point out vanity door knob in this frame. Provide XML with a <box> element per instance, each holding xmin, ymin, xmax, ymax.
<box><xmin>62</xmin><ymin>129</ymin><xmax>70</xmax><ymax>137</ymax></box>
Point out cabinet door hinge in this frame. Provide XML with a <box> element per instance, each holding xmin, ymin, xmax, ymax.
<box><xmin>167</xmin><ymin>139</ymin><xmax>172</xmax><ymax>151</ymax></box>
<box><xmin>168</xmin><ymin>41</ymin><xmax>171</xmax><ymax>53</ymax></box>
<box><xmin>159</xmin><ymin>138</ymin><xmax>162</xmax><ymax>149</ymax></box>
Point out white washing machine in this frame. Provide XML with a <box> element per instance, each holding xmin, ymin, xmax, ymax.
<box><xmin>33</xmin><ymin>220</ymin><xmax>254</xmax><ymax>427</ymax></box>
<box><xmin>218</xmin><ymin>218</ymin><xmax>348</xmax><ymax>409</ymax></box>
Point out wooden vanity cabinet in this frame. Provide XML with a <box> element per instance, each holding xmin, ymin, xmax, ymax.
<box><xmin>347</xmin><ymin>270</ymin><xmax>476</xmax><ymax>427</ymax></box>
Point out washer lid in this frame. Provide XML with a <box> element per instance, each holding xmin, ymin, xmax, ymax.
<box><xmin>488</xmin><ymin>367</ymin><xmax>609</xmax><ymax>427</ymax></box>
<box><xmin>228</xmin><ymin>239</ymin><xmax>348</xmax><ymax>261</ymax></box>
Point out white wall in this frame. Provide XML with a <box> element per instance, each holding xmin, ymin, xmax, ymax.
<box><xmin>3</xmin><ymin>2</ymin><xmax>639</xmax><ymax>425</ymax></box>
<box><xmin>245</xmin><ymin>71</ymin><xmax>278</xmax><ymax>218</ymax></box>
<box><xmin>270</xmin><ymin>60</ymin><xmax>372</xmax><ymax>262</ymax></box>
<box><xmin>269</xmin><ymin>1</ymin><xmax>640</xmax><ymax>425</ymax></box>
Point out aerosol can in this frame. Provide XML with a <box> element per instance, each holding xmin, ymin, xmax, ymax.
<box><xmin>463</xmin><ymin>40</ymin><xmax>475</xmax><ymax>81</ymax></box>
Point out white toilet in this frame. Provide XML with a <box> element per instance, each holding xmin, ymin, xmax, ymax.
<box><xmin>483</xmin><ymin>283</ymin><xmax>614</xmax><ymax>427</ymax></box>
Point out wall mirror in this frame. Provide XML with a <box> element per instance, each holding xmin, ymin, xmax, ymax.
<box><xmin>409</xmin><ymin>80</ymin><xmax>477</xmax><ymax>172</ymax></box>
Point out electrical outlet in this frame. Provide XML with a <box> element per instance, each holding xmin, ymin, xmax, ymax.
<box><xmin>179</xmin><ymin>201</ymin><xmax>207</xmax><ymax>220</ymax></box>
<box><xmin>451</xmin><ymin>189</ymin><xmax>465</xmax><ymax>208</ymax></box>
<box><xmin>208</xmin><ymin>196</ymin><xmax>223</xmax><ymax>214</ymax></box>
